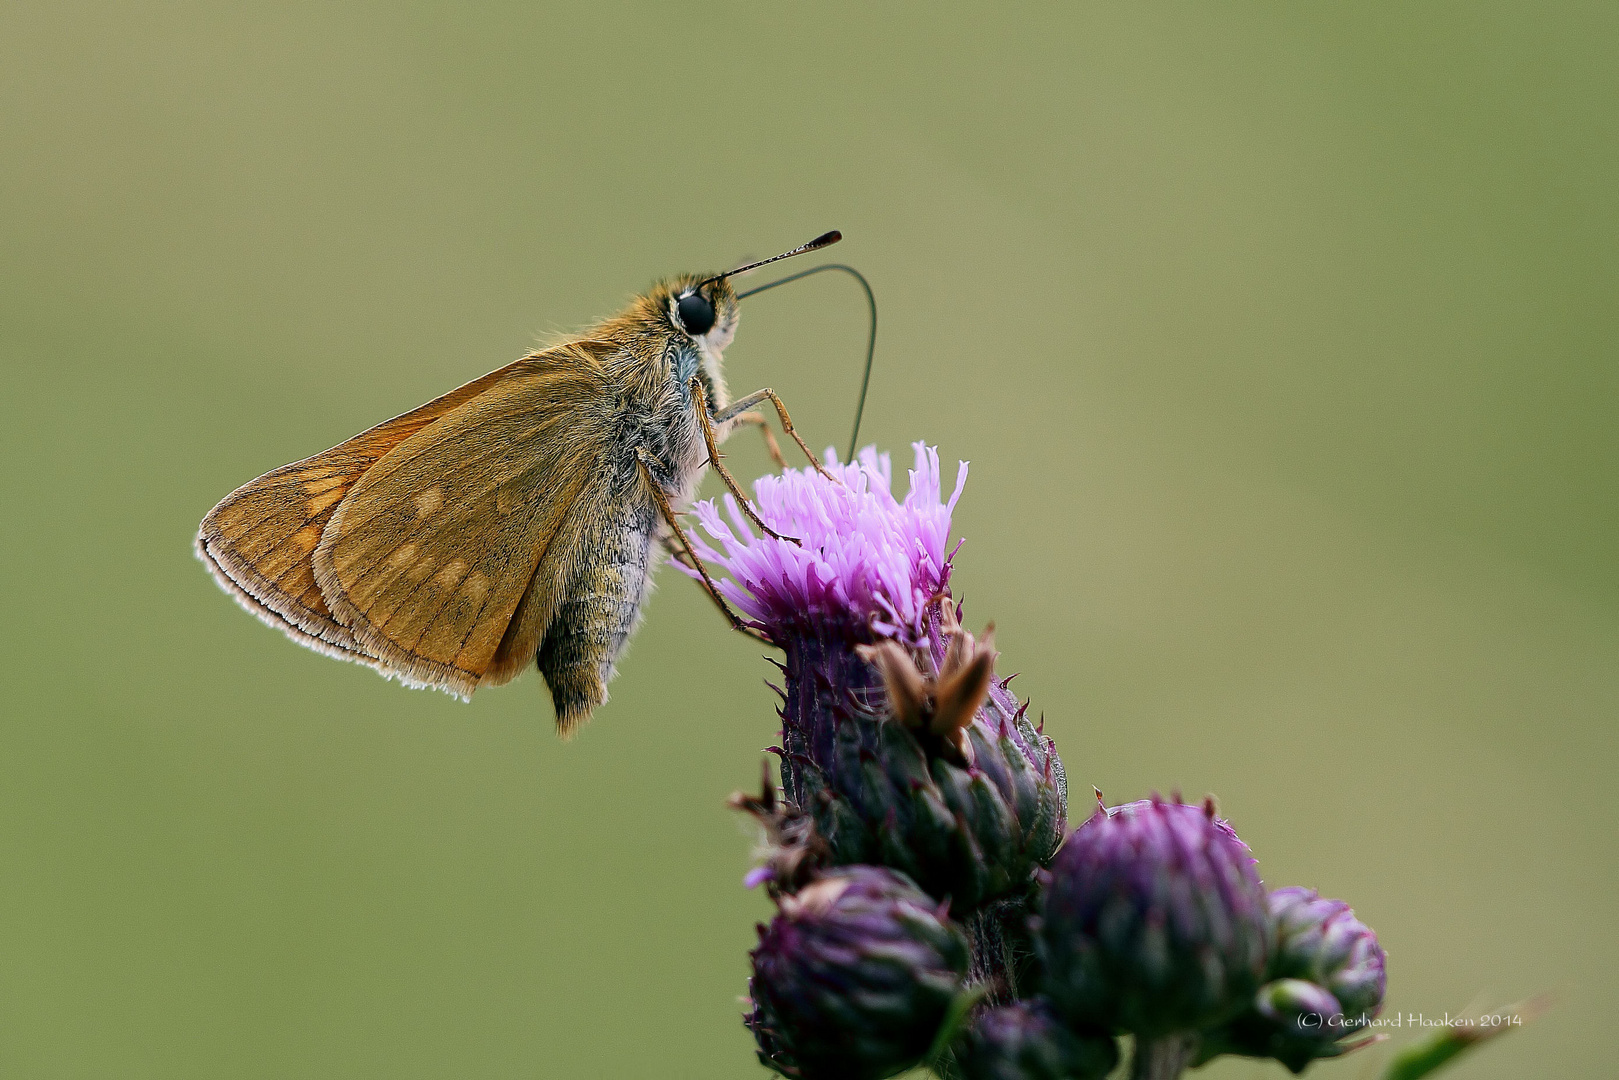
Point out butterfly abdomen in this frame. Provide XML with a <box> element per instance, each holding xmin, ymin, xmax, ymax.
<box><xmin>536</xmin><ymin>487</ymin><xmax>661</xmax><ymax>735</ymax></box>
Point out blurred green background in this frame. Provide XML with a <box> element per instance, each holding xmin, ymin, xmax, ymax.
<box><xmin>2</xmin><ymin>3</ymin><xmax>1614</xmax><ymax>1077</ymax></box>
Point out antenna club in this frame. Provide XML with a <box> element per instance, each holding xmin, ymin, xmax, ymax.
<box><xmin>697</xmin><ymin>230</ymin><xmax>844</xmax><ymax>289</ymax></box>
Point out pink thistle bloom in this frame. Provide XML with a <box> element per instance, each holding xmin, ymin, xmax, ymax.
<box><xmin>683</xmin><ymin>443</ymin><xmax>968</xmax><ymax>642</ymax></box>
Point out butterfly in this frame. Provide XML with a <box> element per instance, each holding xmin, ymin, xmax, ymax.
<box><xmin>196</xmin><ymin>231</ymin><xmax>858</xmax><ymax>733</ymax></box>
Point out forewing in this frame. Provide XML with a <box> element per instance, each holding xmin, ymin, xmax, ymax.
<box><xmin>196</xmin><ymin>357</ymin><xmax>535</xmax><ymax>665</ymax></box>
<box><xmin>311</xmin><ymin>346</ymin><xmax>610</xmax><ymax>697</ymax></box>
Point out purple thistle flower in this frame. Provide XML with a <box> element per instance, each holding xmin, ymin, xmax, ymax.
<box><xmin>1035</xmin><ymin>795</ymin><xmax>1273</xmax><ymax>1041</ymax></box>
<box><xmin>685</xmin><ymin>443</ymin><xmax>967</xmax><ymax>640</ymax></box>
<box><xmin>745</xmin><ymin>865</ymin><xmax>970</xmax><ymax>1080</ymax></box>
<box><xmin>690</xmin><ymin>446</ymin><xmax>1067</xmax><ymax>919</ymax></box>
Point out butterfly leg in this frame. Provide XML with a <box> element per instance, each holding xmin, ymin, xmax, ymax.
<box><xmin>635</xmin><ymin>447</ymin><xmax>769</xmax><ymax>644</ymax></box>
<box><xmin>712</xmin><ymin>388</ymin><xmax>840</xmax><ymax>483</ymax></box>
<box><xmin>691</xmin><ymin>378</ymin><xmax>800</xmax><ymax>544</ymax></box>
<box><xmin>734</xmin><ymin>411</ymin><xmax>787</xmax><ymax>469</ymax></box>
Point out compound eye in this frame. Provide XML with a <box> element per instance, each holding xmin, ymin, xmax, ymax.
<box><xmin>676</xmin><ymin>291</ymin><xmax>716</xmax><ymax>336</ymax></box>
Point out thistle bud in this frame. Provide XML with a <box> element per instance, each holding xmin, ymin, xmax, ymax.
<box><xmin>687</xmin><ymin>446</ymin><xmax>1067</xmax><ymax>914</ymax></box>
<box><xmin>1036</xmin><ymin>795</ymin><xmax>1272</xmax><ymax>1038</ymax></box>
<box><xmin>949</xmin><ymin>999</ymin><xmax>1119</xmax><ymax>1080</ymax></box>
<box><xmin>1254</xmin><ymin>976</ymin><xmax>1345</xmax><ymax>1030</ymax></box>
<box><xmin>1268</xmin><ymin>886</ymin><xmax>1387</xmax><ymax>1021</ymax></box>
<box><xmin>746</xmin><ymin>865</ymin><xmax>970</xmax><ymax>1080</ymax></box>
<box><xmin>1198</xmin><ymin>887</ymin><xmax>1387</xmax><ymax>1073</ymax></box>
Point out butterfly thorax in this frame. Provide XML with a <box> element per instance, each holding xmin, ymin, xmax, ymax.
<box><xmin>585</xmin><ymin>275</ymin><xmax>741</xmax><ymax>501</ymax></box>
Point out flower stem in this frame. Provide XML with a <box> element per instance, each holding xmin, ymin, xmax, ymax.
<box><xmin>1129</xmin><ymin>1034</ymin><xmax>1198</xmax><ymax>1080</ymax></box>
<box><xmin>961</xmin><ymin>901</ymin><xmax>1022</xmax><ymax>1005</ymax></box>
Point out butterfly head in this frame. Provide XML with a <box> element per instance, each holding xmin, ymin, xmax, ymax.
<box><xmin>662</xmin><ymin>229</ymin><xmax>841</xmax><ymax>360</ymax></box>
<box><xmin>666</xmin><ymin>274</ymin><xmax>742</xmax><ymax>355</ymax></box>
<box><xmin>616</xmin><ymin>232</ymin><xmax>843</xmax><ymax>401</ymax></box>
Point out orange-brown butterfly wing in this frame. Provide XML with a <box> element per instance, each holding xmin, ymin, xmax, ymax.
<box><xmin>195</xmin><ymin>355</ymin><xmax>560</xmax><ymax>667</ymax></box>
<box><xmin>310</xmin><ymin>344</ymin><xmax>613</xmax><ymax>697</ymax></box>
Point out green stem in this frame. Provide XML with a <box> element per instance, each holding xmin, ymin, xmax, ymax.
<box><xmin>962</xmin><ymin>903</ymin><xmax>1019</xmax><ymax>1004</ymax></box>
<box><xmin>1130</xmin><ymin>1034</ymin><xmax>1198</xmax><ymax>1080</ymax></box>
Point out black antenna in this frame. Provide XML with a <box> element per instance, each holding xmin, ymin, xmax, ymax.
<box><xmin>696</xmin><ymin>230</ymin><xmax>842</xmax><ymax>290</ymax></box>
<box><xmin>737</xmin><ymin>263</ymin><xmax>877</xmax><ymax>464</ymax></box>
